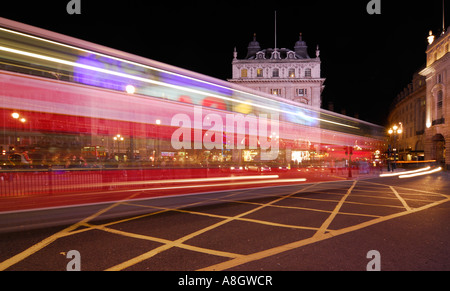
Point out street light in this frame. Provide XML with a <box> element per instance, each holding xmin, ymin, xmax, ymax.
<box><xmin>113</xmin><ymin>134</ymin><xmax>124</xmax><ymax>160</ymax></box>
<box><xmin>387</xmin><ymin>123</ymin><xmax>403</xmax><ymax>172</ymax></box>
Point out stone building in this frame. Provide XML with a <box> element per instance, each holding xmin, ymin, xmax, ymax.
<box><xmin>420</xmin><ymin>28</ymin><xmax>450</xmax><ymax>169</ymax></box>
<box><xmin>229</xmin><ymin>33</ymin><xmax>325</xmax><ymax>108</ymax></box>
<box><xmin>388</xmin><ymin>71</ymin><xmax>427</xmax><ymax>161</ymax></box>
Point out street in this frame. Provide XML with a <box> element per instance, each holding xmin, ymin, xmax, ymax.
<box><xmin>0</xmin><ymin>171</ymin><xmax>449</xmax><ymax>271</ymax></box>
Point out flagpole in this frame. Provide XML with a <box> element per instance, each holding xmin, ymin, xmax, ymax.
<box><xmin>274</xmin><ymin>10</ymin><xmax>277</xmax><ymax>51</ymax></box>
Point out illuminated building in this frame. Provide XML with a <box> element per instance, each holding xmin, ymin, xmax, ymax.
<box><xmin>420</xmin><ymin>27</ymin><xmax>450</xmax><ymax>169</ymax></box>
<box><xmin>229</xmin><ymin>33</ymin><xmax>325</xmax><ymax>108</ymax></box>
<box><xmin>388</xmin><ymin>71</ymin><xmax>427</xmax><ymax>161</ymax></box>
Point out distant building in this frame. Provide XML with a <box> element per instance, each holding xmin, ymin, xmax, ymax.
<box><xmin>420</xmin><ymin>28</ymin><xmax>450</xmax><ymax>169</ymax></box>
<box><xmin>388</xmin><ymin>71</ymin><xmax>427</xmax><ymax>161</ymax></box>
<box><xmin>229</xmin><ymin>33</ymin><xmax>325</xmax><ymax>108</ymax></box>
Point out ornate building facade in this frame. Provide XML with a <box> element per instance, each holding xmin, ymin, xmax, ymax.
<box><xmin>388</xmin><ymin>71</ymin><xmax>427</xmax><ymax>161</ymax></box>
<box><xmin>229</xmin><ymin>34</ymin><xmax>325</xmax><ymax>108</ymax></box>
<box><xmin>420</xmin><ymin>28</ymin><xmax>450</xmax><ymax>169</ymax></box>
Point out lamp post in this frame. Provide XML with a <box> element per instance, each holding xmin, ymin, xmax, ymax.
<box><xmin>113</xmin><ymin>134</ymin><xmax>124</xmax><ymax>161</ymax></box>
<box><xmin>388</xmin><ymin>123</ymin><xmax>403</xmax><ymax>172</ymax></box>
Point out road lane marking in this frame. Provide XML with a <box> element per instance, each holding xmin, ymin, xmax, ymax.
<box><xmin>199</xmin><ymin>196</ymin><xmax>450</xmax><ymax>271</ymax></box>
<box><xmin>360</xmin><ymin>180</ymin><xmax>449</xmax><ymax>199</ymax></box>
<box><xmin>105</xmin><ymin>183</ymin><xmax>319</xmax><ymax>270</ymax></box>
<box><xmin>2</xmin><ymin>178</ymin><xmax>448</xmax><ymax>271</ymax></box>
<box><xmin>0</xmin><ymin>192</ymin><xmax>142</xmax><ymax>271</ymax></box>
<box><xmin>87</xmin><ymin>223</ymin><xmax>242</xmax><ymax>259</ymax></box>
<box><xmin>312</xmin><ymin>180</ymin><xmax>357</xmax><ymax>239</ymax></box>
<box><xmin>389</xmin><ymin>186</ymin><xmax>412</xmax><ymax>211</ymax></box>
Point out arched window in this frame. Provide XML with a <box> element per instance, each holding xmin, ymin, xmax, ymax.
<box><xmin>257</xmin><ymin>68</ymin><xmax>263</xmax><ymax>77</ymax></box>
<box><xmin>437</xmin><ymin>90</ymin><xmax>443</xmax><ymax>119</ymax></box>
<box><xmin>289</xmin><ymin>68</ymin><xmax>295</xmax><ymax>78</ymax></box>
<box><xmin>305</xmin><ymin>68</ymin><xmax>312</xmax><ymax>78</ymax></box>
<box><xmin>241</xmin><ymin>69</ymin><xmax>248</xmax><ymax>78</ymax></box>
<box><xmin>272</xmin><ymin>68</ymin><xmax>279</xmax><ymax>77</ymax></box>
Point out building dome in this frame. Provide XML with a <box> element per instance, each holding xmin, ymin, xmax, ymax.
<box><xmin>294</xmin><ymin>33</ymin><xmax>310</xmax><ymax>59</ymax></box>
<box><xmin>246</xmin><ymin>33</ymin><xmax>261</xmax><ymax>59</ymax></box>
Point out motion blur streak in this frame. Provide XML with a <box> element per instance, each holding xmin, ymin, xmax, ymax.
<box><xmin>105</xmin><ymin>178</ymin><xmax>308</xmax><ymax>193</ymax></box>
<box><xmin>399</xmin><ymin>167</ymin><xmax>442</xmax><ymax>179</ymax></box>
<box><xmin>51</xmin><ymin>175</ymin><xmax>281</xmax><ymax>190</ymax></box>
<box><xmin>0</xmin><ymin>45</ymin><xmax>357</xmax><ymax>130</ymax></box>
<box><xmin>0</xmin><ymin>18</ymin><xmax>385</xmax><ymax>211</ymax></box>
<box><xmin>379</xmin><ymin>167</ymin><xmax>431</xmax><ymax>177</ymax></box>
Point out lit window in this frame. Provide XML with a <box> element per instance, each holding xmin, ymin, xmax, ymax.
<box><xmin>241</xmin><ymin>69</ymin><xmax>247</xmax><ymax>78</ymax></box>
<box><xmin>289</xmin><ymin>68</ymin><xmax>295</xmax><ymax>78</ymax></box>
<box><xmin>271</xmin><ymin>89</ymin><xmax>281</xmax><ymax>96</ymax></box>
<box><xmin>257</xmin><ymin>68</ymin><xmax>263</xmax><ymax>77</ymax></box>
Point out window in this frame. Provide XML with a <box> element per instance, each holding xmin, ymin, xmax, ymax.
<box><xmin>305</xmin><ymin>68</ymin><xmax>311</xmax><ymax>78</ymax></box>
<box><xmin>437</xmin><ymin>90</ymin><xmax>443</xmax><ymax>118</ymax></box>
<box><xmin>271</xmin><ymin>89</ymin><xmax>281</xmax><ymax>96</ymax></box>
<box><xmin>257</xmin><ymin>68</ymin><xmax>263</xmax><ymax>78</ymax></box>
<box><xmin>241</xmin><ymin>69</ymin><xmax>247</xmax><ymax>78</ymax></box>
<box><xmin>272</xmin><ymin>68</ymin><xmax>279</xmax><ymax>78</ymax></box>
<box><xmin>289</xmin><ymin>68</ymin><xmax>295</xmax><ymax>78</ymax></box>
<box><xmin>296</xmin><ymin>89</ymin><xmax>307</xmax><ymax>96</ymax></box>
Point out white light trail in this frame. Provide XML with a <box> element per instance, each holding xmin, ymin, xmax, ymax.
<box><xmin>398</xmin><ymin>167</ymin><xmax>442</xmax><ymax>179</ymax></box>
<box><xmin>379</xmin><ymin>167</ymin><xmax>431</xmax><ymax>177</ymax></box>
<box><xmin>0</xmin><ymin>39</ymin><xmax>359</xmax><ymax>130</ymax></box>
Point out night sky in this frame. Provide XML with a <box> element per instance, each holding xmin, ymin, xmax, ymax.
<box><xmin>1</xmin><ymin>0</ymin><xmax>449</xmax><ymax>126</ymax></box>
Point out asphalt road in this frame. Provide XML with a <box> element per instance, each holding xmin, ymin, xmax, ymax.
<box><xmin>0</xmin><ymin>171</ymin><xmax>449</xmax><ymax>272</ymax></box>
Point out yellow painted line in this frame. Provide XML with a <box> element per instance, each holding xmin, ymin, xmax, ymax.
<box><xmin>312</xmin><ymin>181</ymin><xmax>357</xmax><ymax>239</ymax></box>
<box><xmin>0</xmin><ymin>192</ymin><xmax>142</xmax><ymax>271</ymax></box>
<box><xmin>88</xmin><ymin>223</ymin><xmax>242</xmax><ymax>259</ymax></box>
<box><xmin>199</xmin><ymin>197</ymin><xmax>450</xmax><ymax>271</ymax></box>
<box><xmin>341</xmin><ymin>200</ymin><xmax>405</xmax><ymax>209</ymax></box>
<box><xmin>105</xmin><ymin>215</ymin><xmax>243</xmax><ymax>271</ymax></box>
<box><xmin>124</xmin><ymin>202</ymin><xmax>320</xmax><ymax>231</ymax></box>
<box><xmin>105</xmin><ymin>184</ymin><xmax>319</xmax><ymax>270</ymax></box>
<box><xmin>389</xmin><ymin>186</ymin><xmax>412</xmax><ymax>211</ymax></box>
<box><xmin>211</xmin><ymin>196</ymin><xmax>381</xmax><ymax>218</ymax></box>
<box><xmin>360</xmin><ymin>180</ymin><xmax>450</xmax><ymax>199</ymax></box>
